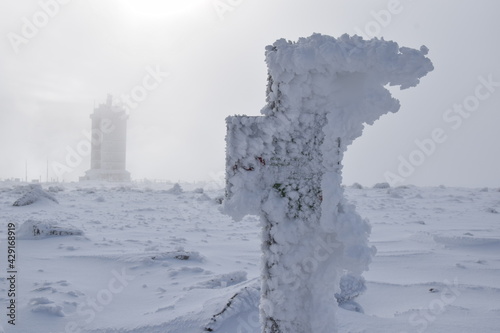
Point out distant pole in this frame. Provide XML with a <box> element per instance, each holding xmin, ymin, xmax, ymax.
<box><xmin>25</xmin><ymin>160</ymin><xmax>27</xmax><ymax>182</ymax></box>
<box><xmin>46</xmin><ymin>158</ymin><xmax>49</xmax><ymax>183</ymax></box>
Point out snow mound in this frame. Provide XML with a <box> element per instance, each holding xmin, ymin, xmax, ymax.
<box><xmin>29</xmin><ymin>297</ymin><xmax>53</xmax><ymax>305</ymax></box>
<box><xmin>12</xmin><ymin>184</ymin><xmax>58</xmax><ymax>206</ymax></box>
<box><xmin>190</xmin><ymin>271</ymin><xmax>247</xmax><ymax>289</ymax></box>
<box><xmin>150</xmin><ymin>250</ymin><xmax>203</xmax><ymax>262</ymax></box>
<box><xmin>105</xmin><ymin>249</ymin><xmax>206</xmax><ymax>264</ymax></box>
<box><xmin>204</xmin><ymin>282</ymin><xmax>260</xmax><ymax>332</ymax></box>
<box><xmin>17</xmin><ymin>220</ymin><xmax>84</xmax><ymax>239</ymax></box>
<box><xmin>373</xmin><ymin>182</ymin><xmax>391</xmax><ymax>189</ymax></box>
<box><xmin>68</xmin><ymin>249</ymin><xmax>205</xmax><ymax>265</ymax></box>
<box><xmin>168</xmin><ymin>183</ymin><xmax>183</xmax><ymax>195</ymax></box>
<box><xmin>48</xmin><ymin>185</ymin><xmax>64</xmax><ymax>193</ymax></box>
<box><xmin>30</xmin><ymin>303</ymin><xmax>64</xmax><ymax>317</ymax></box>
<box><xmin>28</xmin><ymin>296</ymin><xmax>65</xmax><ymax>317</ymax></box>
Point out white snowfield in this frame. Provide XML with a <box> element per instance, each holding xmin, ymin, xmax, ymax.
<box><xmin>0</xmin><ymin>182</ymin><xmax>499</xmax><ymax>332</ymax></box>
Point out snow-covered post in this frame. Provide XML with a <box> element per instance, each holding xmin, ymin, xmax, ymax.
<box><xmin>223</xmin><ymin>34</ymin><xmax>433</xmax><ymax>332</ymax></box>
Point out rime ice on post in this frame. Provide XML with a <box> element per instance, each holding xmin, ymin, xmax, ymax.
<box><xmin>224</xmin><ymin>34</ymin><xmax>433</xmax><ymax>332</ymax></box>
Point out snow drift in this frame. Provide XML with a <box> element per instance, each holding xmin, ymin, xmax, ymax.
<box><xmin>0</xmin><ymin>182</ymin><xmax>499</xmax><ymax>332</ymax></box>
<box><xmin>12</xmin><ymin>184</ymin><xmax>59</xmax><ymax>206</ymax></box>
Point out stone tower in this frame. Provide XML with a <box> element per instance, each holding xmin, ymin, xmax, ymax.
<box><xmin>81</xmin><ymin>95</ymin><xmax>131</xmax><ymax>182</ymax></box>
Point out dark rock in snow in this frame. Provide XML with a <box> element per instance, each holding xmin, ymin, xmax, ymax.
<box><xmin>17</xmin><ymin>220</ymin><xmax>83</xmax><ymax>239</ymax></box>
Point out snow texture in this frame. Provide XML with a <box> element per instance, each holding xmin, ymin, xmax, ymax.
<box><xmin>0</xmin><ymin>182</ymin><xmax>499</xmax><ymax>332</ymax></box>
<box><xmin>224</xmin><ymin>34</ymin><xmax>433</xmax><ymax>332</ymax></box>
<box><xmin>12</xmin><ymin>184</ymin><xmax>59</xmax><ymax>206</ymax></box>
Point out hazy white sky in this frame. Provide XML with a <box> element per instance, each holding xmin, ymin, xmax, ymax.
<box><xmin>0</xmin><ymin>0</ymin><xmax>499</xmax><ymax>187</ymax></box>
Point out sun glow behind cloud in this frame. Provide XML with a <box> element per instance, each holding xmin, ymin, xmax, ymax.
<box><xmin>1</xmin><ymin>0</ymin><xmax>499</xmax><ymax>186</ymax></box>
<box><xmin>118</xmin><ymin>0</ymin><xmax>209</xmax><ymax>19</ymax></box>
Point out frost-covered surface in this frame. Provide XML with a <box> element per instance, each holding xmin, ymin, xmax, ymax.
<box><xmin>335</xmin><ymin>273</ymin><xmax>367</xmax><ymax>305</ymax></box>
<box><xmin>224</xmin><ymin>34</ymin><xmax>433</xmax><ymax>332</ymax></box>
<box><xmin>335</xmin><ymin>273</ymin><xmax>367</xmax><ymax>313</ymax></box>
<box><xmin>0</xmin><ymin>182</ymin><xmax>499</xmax><ymax>332</ymax></box>
<box><xmin>17</xmin><ymin>220</ymin><xmax>84</xmax><ymax>239</ymax></box>
<box><xmin>204</xmin><ymin>282</ymin><xmax>260</xmax><ymax>332</ymax></box>
<box><xmin>12</xmin><ymin>184</ymin><xmax>59</xmax><ymax>206</ymax></box>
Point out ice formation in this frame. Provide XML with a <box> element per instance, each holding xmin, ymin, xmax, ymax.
<box><xmin>223</xmin><ymin>34</ymin><xmax>433</xmax><ymax>332</ymax></box>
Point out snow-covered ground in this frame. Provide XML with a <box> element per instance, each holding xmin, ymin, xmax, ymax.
<box><xmin>0</xmin><ymin>181</ymin><xmax>499</xmax><ymax>332</ymax></box>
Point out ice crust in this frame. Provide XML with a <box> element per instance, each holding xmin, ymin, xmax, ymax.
<box><xmin>224</xmin><ymin>34</ymin><xmax>433</xmax><ymax>332</ymax></box>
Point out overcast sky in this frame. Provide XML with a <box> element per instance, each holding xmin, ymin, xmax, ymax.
<box><xmin>0</xmin><ymin>0</ymin><xmax>499</xmax><ymax>187</ymax></box>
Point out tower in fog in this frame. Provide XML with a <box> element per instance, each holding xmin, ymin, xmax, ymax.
<box><xmin>81</xmin><ymin>95</ymin><xmax>131</xmax><ymax>182</ymax></box>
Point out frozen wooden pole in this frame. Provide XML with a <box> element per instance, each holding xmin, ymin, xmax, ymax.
<box><xmin>224</xmin><ymin>34</ymin><xmax>433</xmax><ymax>332</ymax></box>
